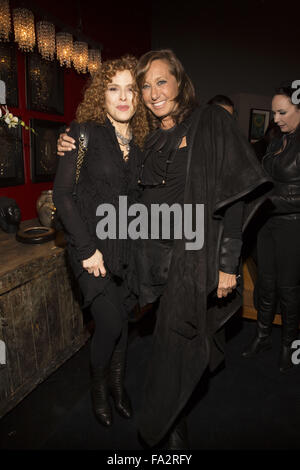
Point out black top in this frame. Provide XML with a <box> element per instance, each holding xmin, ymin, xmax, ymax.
<box><xmin>262</xmin><ymin>129</ymin><xmax>300</xmax><ymax>214</ymax></box>
<box><xmin>139</xmin><ymin>140</ymin><xmax>243</xmax><ymax>241</ymax></box>
<box><xmin>53</xmin><ymin>119</ymin><xmax>142</xmax><ymax>306</ymax></box>
<box><xmin>132</xmin><ymin>115</ymin><xmax>245</xmax><ymax>307</ymax></box>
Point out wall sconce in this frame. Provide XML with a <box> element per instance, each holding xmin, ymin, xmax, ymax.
<box><xmin>72</xmin><ymin>41</ymin><xmax>88</xmax><ymax>74</ymax></box>
<box><xmin>36</xmin><ymin>21</ymin><xmax>55</xmax><ymax>61</ymax></box>
<box><xmin>56</xmin><ymin>32</ymin><xmax>73</xmax><ymax>67</ymax></box>
<box><xmin>13</xmin><ymin>7</ymin><xmax>36</xmax><ymax>52</ymax></box>
<box><xmin>0</xmin><ymin>0</ymin><xmax>11</xmax><ymax>42</ymax></box>
<box><xmin>88</xmin><ymin>49</ymin><xmax>101</xmax><ymax>74</ymax></box>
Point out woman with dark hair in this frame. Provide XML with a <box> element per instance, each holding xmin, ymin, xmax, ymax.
<box><xmin>57</xmin><ymin>49</ymin><xmax>271</xmax><ymax>449</ymax></box>
<box><xmin>53</xmin><ymin>55</ymin><xmax>149</xmax><ymax>428</ymax></box>
<box><xmin>242</xmin><ymin>84</ymin><xmax>300</xmax><ymax>372</ymax></box>
<box><xmin>132</xmin><ymin>49</ymin><xmax>271</xmax><ymax>449</ymax></box>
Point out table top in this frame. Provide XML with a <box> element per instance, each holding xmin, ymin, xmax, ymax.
<box><xmin>0</xmin><ymin>219</ymin><xmax>66</xmax><ymax>280</ymax></box>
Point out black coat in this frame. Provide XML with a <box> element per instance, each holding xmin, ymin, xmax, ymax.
<box><xmin>138</xmin><ymin>105</ymin><xmax>273</xmax><ymax>446</ymax></box>
<box><xmin>53</xmin><ymin>119</ymin><xmax>142</xmax><ymax>309</ymax></box>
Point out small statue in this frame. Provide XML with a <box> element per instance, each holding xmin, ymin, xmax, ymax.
<box><xmin>0</xmin><ymin>197</ymin><xmax>21</xmax><ymax>233</ymax></box>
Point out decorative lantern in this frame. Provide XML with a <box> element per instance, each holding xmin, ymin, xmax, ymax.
<box><xmin>56</xmin><ymin>32</ymin><xmax>73</xmax><ymax>67</ymax></box>
<box><xmin>13</xmin><ymin>8</ymin><xmax>35</xmax><ymax>52</ymax></box>
<box><xmin>36</xmin><ymin>21</ymin><xmax>55</xmax><ymax>60</ymax></box>
<box><xmin>0</xmin><ymin>0</ymin><xmax>11</xmax><ymax>42</ymax></box>
<box><xmin>72</xmin><ymin>41</ymin><xmax>88</xmax><ymax>74</ymax></box>
<box><xmin>88</xmin><ymin>49</ymin><xmax>101</xmax><ymax>74</ymax></box>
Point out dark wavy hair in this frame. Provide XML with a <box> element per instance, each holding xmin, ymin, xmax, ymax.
<box><xmin>135</xmin><ymin>49</ymin><xmax>197</xmax><ymax>129</ymax></box>
<box><xmin>274</xmin><ymin>81</ymin><xmax>300</xmax><ymax>110</ymax></box>
<box><xmin>76</xmin><ymin>55</ymin><xmax>149</xmax><ymax>148</ymax></box>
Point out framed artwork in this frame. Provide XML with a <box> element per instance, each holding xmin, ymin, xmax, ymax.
<box><xmin>249</xmin><ymin>109</ymin><xmax>271</xmax><ymax>143</ymax></box>
<box><xmin>26</xmin><ymin>52</ymin><xmax>64</xmax><ymax>115</ymax></box>
<box><xmin>0</xmin><ymin>122</ymin><xmax>24</xmax><ymax>187</ymax></box>
<box><xmin>30</xmin><ymin>119</ymin><xmax>66</xmax><ymax>183</ymax></box>
<box><xmin>0</xmin><ymin>42</ymin><xmax>18</xmax><ymax>108</ymax></box>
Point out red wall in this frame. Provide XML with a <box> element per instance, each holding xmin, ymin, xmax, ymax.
<box><xmin>0</xmin><ymin>0</ymin><xmax>151</xmax><ymax>221</ymax></box>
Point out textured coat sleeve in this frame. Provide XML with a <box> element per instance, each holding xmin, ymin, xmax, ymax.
<box><xmin>53</xmin><ymin>121</ymin><xmax>97</xmax><ymax>261</ymax></box>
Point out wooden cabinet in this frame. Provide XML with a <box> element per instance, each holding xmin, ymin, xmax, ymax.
<box><xmin>0</xmin><ymin>220</ymin><xmax>90</xmax><ymax>418</ymax></box>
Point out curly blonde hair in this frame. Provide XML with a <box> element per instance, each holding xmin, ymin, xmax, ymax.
<box><xmin>76</xmin><ymin>55</ymin><xmax>149</xmax><ymax>148</ymax></box>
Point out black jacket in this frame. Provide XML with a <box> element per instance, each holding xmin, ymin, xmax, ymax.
<box><xmin>53</xmin><ymin>119</ymin><xmax>142</xmax><ymax>307</ymax></box>
<box><xmin>262</xmin><ymin>128</ymin><xmax>300</xmax><ymax>215</ymax></box>
<box><xmin>138</xmin><ymin>105</ymin><xmax>273</xmax><ymax>446</ymax></box>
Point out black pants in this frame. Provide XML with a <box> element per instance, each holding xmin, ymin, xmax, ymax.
<box><xmin>89</xmin><ymin>279</ymin><xmax>129</xmax><ymax>369</ymax></box>
<box><xmin>257</xmin><ymin>215</ymin><xmax>300</xmax><ymax>288</ymax></box>
<box><xmin>256</xmin><ymin>215</ymin><xmax>300</xmax><ymax>344</ymax></box>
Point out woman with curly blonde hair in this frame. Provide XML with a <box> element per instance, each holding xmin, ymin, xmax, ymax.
<box><xmin>53</xmin><ymin>55</ymin><xmax>149</xmax><ymax>428</ymax></box>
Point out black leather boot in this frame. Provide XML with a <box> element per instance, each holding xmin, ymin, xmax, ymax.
<box><xmin>90</xmin><ymin>365</ymin><xmax>113</xmax><ymax>426</ymax></box>
<box><xmin>278</xmin><ymin>286</ymin><xmax>300</xmax><ymax>373</ymax></box>
<box><xmin>109</xmin><ymin>349</ymin><xmax>132</xmax><ymax>419</ymax></box>
<box><xmin>165</xmin><ymin>415</ymin><xmax>189</xmax><ymax>450</ymax></box>
<box><xmin>242</xmin><ymin>274</ymin><xmax>276</xmax><ymax>358</ymax></box>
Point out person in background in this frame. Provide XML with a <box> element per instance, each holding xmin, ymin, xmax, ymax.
<box><xmin>53</xmin><ymin>55</ymin><xmax>149</xmax><ymax>428</ymax></box>
<box><xmin>242</xmin><ymin>83</ymin><xmax>300</xmax><ymax>373</ymax></box>
<box><xmin>207</xmin><ymin>94</ymin><xmax>235</xmax><ymax>115</ymax></box>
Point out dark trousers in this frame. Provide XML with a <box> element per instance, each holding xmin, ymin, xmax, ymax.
<box><xmin>89</xmin><ymin>280</ymin><xmax>128</xmax><ymax>368</ymax></box>
<box><xmin>256</xmin><ymin>215</ymin><xmax>300</xmax><ymax>344</ymax></box>
<box><xmin>257</xmin><ymin>216</ymin><xmax>300</xmax><ymax>288</ymax></box>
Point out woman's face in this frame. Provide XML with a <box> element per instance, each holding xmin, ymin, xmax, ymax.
<box><xmin>105</xmin><ymin>69</ymin><xmax>136</xmax><ymax>124</ymax></box>
<box><xmin>141</xmin><ymin>59</ymin><xmax>179</xmax><ymax>120</ymax></box>
<box><xmin>272</xmin><ymin>94</ymin><xmax>300</xmax><ymax>133</ymax></box>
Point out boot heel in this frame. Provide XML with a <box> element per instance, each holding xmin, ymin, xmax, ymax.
<box><xmin>91</xmin><ymin>365</ymin><xmax>113</xmax><ymax>426</ymax></box>
<box><xmin>242</xmin><ymin>335</ymin><xmax>272</xmax><ymax>358</ymax></box>
<box><xmin>279</xmin><ymin>344</ymin><xmax>294</xmax><ymax>373</ymax></box>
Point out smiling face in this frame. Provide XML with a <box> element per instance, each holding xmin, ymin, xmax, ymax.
<box><xmin>272</xmin><ymin>94</ymin><xmax>300</xmax><ymax>134</ymax></box>
<box><xmin>104</xmin><ymin>69</ymin><xmax>136</xmax><ymax>125</ymax></box>
<box><xmin>141</xmin><ymin>59</ymin><xmax>179</xmax><ymax>127</ymax></box>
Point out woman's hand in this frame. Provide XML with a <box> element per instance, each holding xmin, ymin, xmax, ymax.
<box><xmin>217</xmin><ymin>270</ymin><xmax>237</xmax><ymax>298</ymax></box>
<box><xmin>82</xmin><ymin>249</ymin><xmax>107</xmax><ymax>278</ymax></box>
<box><xmin>57</xmin><ymin>127</ymin><xmax>76</xmax><ymax>156</ymax></box>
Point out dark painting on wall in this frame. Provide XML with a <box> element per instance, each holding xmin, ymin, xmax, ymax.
<box><xmin>26</xmin><ymin>52</ymin><xmax>64</xmax><ymax>115</ymax></box>
<box><xmin>30</xmin><ymin>119</ymin><xmax>65</xmax><ymax>183</ymax></box>
<box><xmin>0</xmin><ymin>123</ymin><xmax>24</xmax><ymax>187</ymax></box>
<box><xmin>249</xmin><ymin>109</ymin><xmax>271</xmax><ymax>143</ymax></box>
<box><xmin>0</xmin><ymin>42</ymin><xmax>18</xmax><ymax>108</ymax></box>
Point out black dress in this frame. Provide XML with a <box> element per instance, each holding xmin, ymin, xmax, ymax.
<box><xmin>53</xmin><ymin>118</ymin><xmax>142</xmax><ymax>309</ymax></box>
<box><xmin>134</xmin><ymin>121</ymin><xmax>245</xmax><ymax>307</ymax></box>
<box><xmin>136</xmin><ymin>105</ymin><xmax>272</xmax><ymax>446</ymax></box>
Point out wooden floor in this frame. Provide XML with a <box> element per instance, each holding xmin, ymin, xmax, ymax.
<box><xmin>242</xmin><ymin>257</ymin><xmax>282</xmax><ymax>325</ymax></box>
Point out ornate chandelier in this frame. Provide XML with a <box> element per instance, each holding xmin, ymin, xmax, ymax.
<box><xmin>36</xmin><ymin>21</ymin><xmax>55</xmax><ymax>61</ymax></box>
<box><xmin>0</xmin><ymin>0</ymin><xmax>11</xmax><ymax>42</ymax></box>
<box><xmin>56</xmin><ymin>32</ymin><xmax>73</xmax><ymax>67</ymax></box>
<box><xmin>72</xmin><ymin>41</ymin><xmax>88</xmax><ymax>74</ymax></box>
<box><xmin>88</xmin><ymin>49</ymin><xmax>101</xmax><ymax>74</ymax></box>
<box><xmin>13</xmin><ymin>8</ymin><xmax>35</xmax><ymax>52</ymax></box>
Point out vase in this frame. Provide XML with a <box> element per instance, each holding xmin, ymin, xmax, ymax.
<box><xmin>36</xmin><ymin>190</ymin><xmax>56</xmax><ymax>228</ymax></box>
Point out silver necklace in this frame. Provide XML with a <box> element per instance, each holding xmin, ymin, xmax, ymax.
<box><xmin>115</xmin><ymin>128</ymin><xmax>132</xmax><ymax>155</ymax></box>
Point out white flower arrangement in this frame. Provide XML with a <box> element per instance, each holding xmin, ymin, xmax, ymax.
<box><xmin>0</xmin><ymin>105</ymin><xmax>36</xmax><ymax>133</ymax></box>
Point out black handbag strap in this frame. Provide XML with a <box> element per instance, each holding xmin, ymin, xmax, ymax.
<box><xmin>72</xmin><ymin>123</ymin><xmax>90</xmax><ymax>198</ymax></box>
<box><xmin>75</xmin><ymin>123</ymin><xmax>90</xmax><ymax>184</ymax></box>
